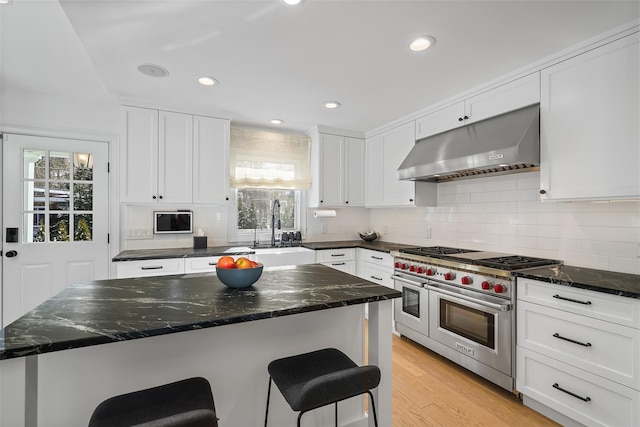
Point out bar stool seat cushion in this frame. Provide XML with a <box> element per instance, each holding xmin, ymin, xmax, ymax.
<box><xmin>267</xmin><ymin>348</ymin><xmax>380</xmax><ymax>412</ymax></box>
<box><xmin>89</xmin><ymin>377</ymin><xmax>218</xmax><ymax>427</ymax></box>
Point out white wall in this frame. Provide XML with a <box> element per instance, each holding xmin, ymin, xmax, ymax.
<box><xmin>371</xmin><ymin>171</ymin><xmax>640</xmax><ymax>275</ymax></box>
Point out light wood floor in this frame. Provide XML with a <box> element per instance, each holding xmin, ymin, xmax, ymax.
<box><xmin>390</xmin><ymin>334</ymin><xmax>560</xmax><ymax>427</ymax></box>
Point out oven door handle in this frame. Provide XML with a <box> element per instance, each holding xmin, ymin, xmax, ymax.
<box><xmin>391</xmin><ymin>274</ymin><xmax>425</xmax><ymax>288</ymax></box>
<box><xmin>428</xmin><ymin>284</ymin><xmax>512</xmax><ymax>312</ymax></box>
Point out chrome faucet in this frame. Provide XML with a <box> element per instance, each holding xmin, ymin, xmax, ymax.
<box><xmin>270</xmin><ymin>199</ymin><xmax>281</xmax><ymax>247</ymax></box>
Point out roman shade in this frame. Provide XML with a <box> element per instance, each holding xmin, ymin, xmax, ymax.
<box><xmin>230</xmin><ymin>127</ymin><xmax>311</xmax><ymax>190</ymax></box>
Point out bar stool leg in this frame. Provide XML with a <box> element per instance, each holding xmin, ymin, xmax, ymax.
<box><xmin>265</xmin><ymin>377</ymin><xmax>272</xmax><ymax>427</ymax></box>
<box><xmin>367</xmin><ymin>391</ymin><xmax>379</xmax><ymax>427</ymax></box>
<box><xmin>335</xmin><ymin>402</ymin><xmax>338</xmax><ymax>427</ymax></box>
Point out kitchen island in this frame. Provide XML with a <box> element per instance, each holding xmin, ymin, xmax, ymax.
<box><xmin>0</xmin><ymin>264</ymin><xmax>399</xmax><ymax>426</ymax></box>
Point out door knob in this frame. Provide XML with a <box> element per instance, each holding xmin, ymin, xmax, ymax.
<box><xmin>5</xmin><ymin>250</ymin><xmax>17</xmax><ymax>258</ymax></box>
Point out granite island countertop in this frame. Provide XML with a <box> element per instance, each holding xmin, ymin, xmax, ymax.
<box><xmin>515</xmin><ymin>265</ymin><xmax>640</xmax><ymax>299</ymax></box>
<box><xmin>0</xmin><ymin>264</ymin><xmax>400</xmax><ymax>360</ymax></box>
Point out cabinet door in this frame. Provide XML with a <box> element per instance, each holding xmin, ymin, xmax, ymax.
<box><xmin>365</xmin><ymin>134</ymin><xmax>384</xmax><ymax>206</ymax></box>
<box><xmin>381</xmin><ymin>122</ymin><xmax>416</xmax><ymax>206</ymax></box>
<box><xmin>158</xmin><ymin>111</ymin><xmax>193</xmax><ymax>204</ymax></box>
<box><xmin>193</xmin><ymin>116</ymin><xmax>230</xmax><ymax>204</ymax></box>
<box><xmin>539</xmin><ymin>34</ymin><xmax>640</xmax><ymax>200</ymax></box>
<box><xmin>344</xmin><ymin>137</ymin><xmax>365</xmax><ymax>206</ymax></box>
<box><xmin>415</xmin><ymin>102</ymin><xmax>464</xmax><ymax>140</ymax></box>
<box><xmin>121</xmin><ymin>106</ymin><xmax>158</xmax><ymax>203</ymax></box>
<box><xmin>318</xmin><ymin>134</ymin><xmax>344</xmax><ymax>207</ymax></box>
<box><xmin>465</xmin><ymin>73</ymin><xmax>540</xmax><ymax>124</ymax></box>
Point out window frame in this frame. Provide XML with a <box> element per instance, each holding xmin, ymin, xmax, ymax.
<box><xmin>227</xmin><ymin>188</ymin><xmax>307</xmax><ymax>244</ymax></box>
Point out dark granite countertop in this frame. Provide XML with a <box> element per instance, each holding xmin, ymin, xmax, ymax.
<box><xmin>302</xmin><ymin>240</ymin><xmax>415</xmax><ymax>253</ymax></box>
<box><xmin>515</xmin><ymin>265</ymin><xmax>640</xmax><ymax>299</ymax></box>
<box><xmin>112</xmin><ymin>245</ymin><xmax>256</xmax><ymax>262</ymax></box>
<box><xmin>112</xmin><ymin>241</ymin><xmax>414</xmax><ymax>262</ymax></box>
<box><xmin>0</xmin><ymin>264</ymin><xmax>400</xmax><ymax>360</ymax></box>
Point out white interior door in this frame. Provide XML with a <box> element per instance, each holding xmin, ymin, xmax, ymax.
<box><xmin>2</xmin><ymin>134</ymin><xmax>109</xmax><ymax>327</ymax></box>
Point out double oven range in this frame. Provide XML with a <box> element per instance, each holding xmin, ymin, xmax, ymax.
<box><xmin>390</xmin><ymin>246</ymin><xmax>560</xmax><ymax>392</ymax></box>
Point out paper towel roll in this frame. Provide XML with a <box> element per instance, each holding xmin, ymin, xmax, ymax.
<box><xmin>314</xmin><ymin>209</ymin><xmax>337</xmax><ymax>218</ymax></box>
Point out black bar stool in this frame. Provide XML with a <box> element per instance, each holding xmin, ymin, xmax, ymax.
<box><xmin>265</xmin><ymin>348</ymin><xmax>380</xmax><ymax>427</ymax></box>
<box><xmin>89</xmin><ymin>377</ymin><xmax>218</xmax><ymax>427</ymax></box>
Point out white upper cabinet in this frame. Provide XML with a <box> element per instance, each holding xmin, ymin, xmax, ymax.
<box><xmin>193</xmin><ymin>115</ymin><xmax>230</xmax><ymax>204</ymax></box>
<box><xmin>121</xmin><ymin>106</ymin><xmax>158</xmax><ymax>203</ymax></box>
<box><xmin>158</xmin><ymin>111</ymin><xmax>193</xmax><ymax>204</ymax></box>
<box><xmin>121</xmin><ymin>106</ymin><xmax>230</xmax><ymax>204</ymax></box>
<box><xmin>309</xmin><ymin>130</ymin><xmax>365</xmax><ymax>207</ymax></box>
<box><xmin>366</xmin><ymin>122</ymin><xmax>416</xmax><ymax>207</ymax></box>
<box><xmin>415</xmin><ymin>73</ymin><xmax>540</xmax><ymax>140</ymax></box>
<box><xmin>539</xmin><ymin>32</ymin><xmax>639</xmax><ymax>201</ymax></box>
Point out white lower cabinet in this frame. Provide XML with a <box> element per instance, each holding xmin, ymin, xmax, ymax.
<box><xmin>184</xmin><ymin>256</ymin><xmax>222</xmax><ymax>274</ymax></box>
<box><xmin>517</xmin><ymin>278</ymin><xmax>640</xmax><ymax>427</ymax></box>
<box><xmin>518</xmin><ymin>347</ymin><xmax>639</xmax><ymax>427</ymax></box>
<box><xmin>356</xmin><ymin>249</ymin><xmax>394</xmax><ymax>289</ymax></box>
<box><xmin>316</xmin><ymin>248</ymin><xmax>357</xmax><ymax>275</ymax></box>
<box><xmin>116</xmin><ymin>258</ymin><xmax>185</xmax><ymax>279</ymax></box>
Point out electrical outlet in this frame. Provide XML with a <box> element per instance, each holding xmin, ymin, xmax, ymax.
<box><xmin>382</xmin><ymin>225</ymin><xmax>388</xmax><ymax>234</ymax></box>
<box><xmin>425</xmin><ymin>226</ymin><xmax>431</xmax><ymax>239</ymax></box>
<box><xmin>128</xmin><ymin>228</ymin><xmax>153</xmax><ymax>240</ymax></box>
<box><xmin>321</xmin><ymin>224</ymin><xmax>328</xmax><ymax>234</ymax></box>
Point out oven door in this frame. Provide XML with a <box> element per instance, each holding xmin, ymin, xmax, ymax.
<box><xmin>428</xmin><ymin>282</ymin><xmax>512</xmax><ymax>375</ymax></box>
<box><xmin>392</xmin><ymin>273</ymin><xmax>429</xmax><ymax>336</ymax></box>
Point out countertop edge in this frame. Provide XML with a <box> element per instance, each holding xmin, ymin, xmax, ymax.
<box><xmin>515</xmin><ymin>266</ymin><xmax>640</xmax><ymax>299</ymax></box>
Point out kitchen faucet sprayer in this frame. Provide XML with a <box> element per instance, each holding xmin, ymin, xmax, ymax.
<box><xmin>271</xmin><ymin>199</ymin><xmax>281</xmax><ymax>247</ymax></box>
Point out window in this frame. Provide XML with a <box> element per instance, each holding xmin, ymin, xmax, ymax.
<box><xmin>229</xmin><ymin>127</ymin><xmax>310</xmax><ymax>242</ymax></box>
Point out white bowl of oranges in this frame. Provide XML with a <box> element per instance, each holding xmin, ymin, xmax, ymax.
<box><xmin>215</xmin><ymin>256</ymin><xmax>263</xmax><ymax>288</ymax></box>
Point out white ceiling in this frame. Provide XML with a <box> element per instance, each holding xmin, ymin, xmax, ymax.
<box><xmin>2</xmin><ymin>1</ymin><xmax>639</xmax><ymax>134</ymax></box>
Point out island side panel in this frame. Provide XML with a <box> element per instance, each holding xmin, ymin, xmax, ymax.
<box><xmin>368</xmin><ymin>299</ymin><xmax>393</xmax><ymax>427</ymax></box>
<box><xmin>24</xmin><ymin>305</ymin><xmax>368</xmax><ymax>427</ymax></box>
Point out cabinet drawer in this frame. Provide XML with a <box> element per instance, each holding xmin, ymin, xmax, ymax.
<box><xmin>517</xmin><ymin>278</ymin><xmax>640</xmax><ymax>328</ymax></box>
<box><xmin>518</xmin><ymin>300</ymin><xmax>640</xmax><ymax>389</ymax></box>
<box><xmin>116</xmin><ymin>258</ymin><xmax>185</xmax><ymax>278</ymax></box>
<box><xmin>184</xmin><ymin>256</ymin><xmax>221</xmax><ymax>274</ymax></box>
<box><xmin>316</xmin><ymin>248</ymin><xmax>356</xmax><ymax>263</ymax></box>
<box><xmin>358</xmin><ymin>249</ymin><xmax>392</xmax><ymax>267</ymax></box>
<box><xmin>360</xmin><ymin>263</ymin><xmax>394</xmax><ymax>289</ymax></box>
<box><xmin>322</xmin><ymin>260</ymin><xmax>356</xmax><ymax>275</ymax></box>
<box><xmin>517</xmin><ymin>347</ymin><xmax>639</xmax><ymax>427</ymax></box>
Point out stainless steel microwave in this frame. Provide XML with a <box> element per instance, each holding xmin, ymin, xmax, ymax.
<box><xmin>154</xmin><ymin>211</ymin><xmax>193</xmax><ymax>234</ymax></box>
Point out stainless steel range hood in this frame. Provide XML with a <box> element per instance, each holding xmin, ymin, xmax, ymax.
<box><xmin>398</xmin><ymin>104</ymin><xmax>540</xmax><ymax>181</ymax></box>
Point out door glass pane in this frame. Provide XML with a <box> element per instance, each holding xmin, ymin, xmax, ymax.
<box><xmin>49</xmin><ymin>182</ymin><xmax>70</xmax><ymax>210</ymax></box>
<box><xmin>24</xmin><ymin>181</ymin><xmax>46</xmax><ymax>210</ymax></box>
<box><xmin>23</xmin><ymin>150</ymin><xmax>46</xmax><ymax>179</ymax></box>
<box><xmin>74</xmin><ymin>214</ymin><xmax>93</xmax><ymax>241</ymax></box>
<box><xmin>73</xmin><ymin>153</ymin><xmax>93</xmax><ymax>181</ymax></box>
<box><xmin>23</xmin><ymin>213</ymin><xmax>46</xmax><ymax>243</ymax></box>
<box><xmin>73</xmin><ymin>183</ymin><xmax>93</xmax><ymax>210</ymax></box>
<box><xmin>49</xmin><ymin>151</ymin><xmax>70</xmax><ymax>180</ymax></box>
<box><xmin>49</xmin><ymin>213</ymin><xmax>70</xmax><ymax>242</ymax></box>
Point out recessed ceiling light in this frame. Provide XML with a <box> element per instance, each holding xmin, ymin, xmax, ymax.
<box><xmin>0</xmin><ymin>0</ymin><xmax>13</xmax><ymax>5</ymax></box>
<box><xmin>409</xmin><ymin>35</ymin><xmax>436</xmax><ymax>52</ymax></box>
<box><xmin>270</xmin><ymin>119</ymin><xmax>284</xmax><ymax>125</ymax></box>
<box><xmin>324</xmin><ymin>101</ymin><xmax>341</xmax><ymax>109</ymax></box>
<box><xmin>282</xmin><ymin>0</ymin><xmax>303</xmax><ymax>5</ymax></box>
<box><xmin>198</xmin><ymin>76</ymin><xmax>218</xmax><ymax>86</ymax></box>
<box><xmin>137</xmin><ymin>64</ymin><xmax>169</xmax><ymax>77</ymax></box>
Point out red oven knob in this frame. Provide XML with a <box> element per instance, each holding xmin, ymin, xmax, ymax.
<box><xmin>416</xmin><ymin>266</ymin><xmax>425</xmax><ymax>274</ymax></box>
<box><xmin>409</xmin><ymin>265</ymin><xmax>416</xmax><ymax>272</ymax></box>
<box><xmin>461</xmin><ymin>276</ymin><xmax>472</xmax><ymax>285</ymax></box>
<box><xmin>425</xmin><ymin>268</ymin><xmax>436</xmax><ymax>276</ymax></box>
<box><xmin>481</xmin><ymin>280</ymin><xmax>494</xmax><ymax>290</ymax></box>
<box><xmin>394</xmin><ymin>261</ymin><xmax>401</xmax><ymax>268</ymax></box>
<box><xmin>444</xmin><ymin>272</ymin><xmax>456</xmax><ymax>281</ymax></box>
<box><xmin>494</xmin><ymin>284</ymin><xmax>506</xmax><ymax>294</ymax></box>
